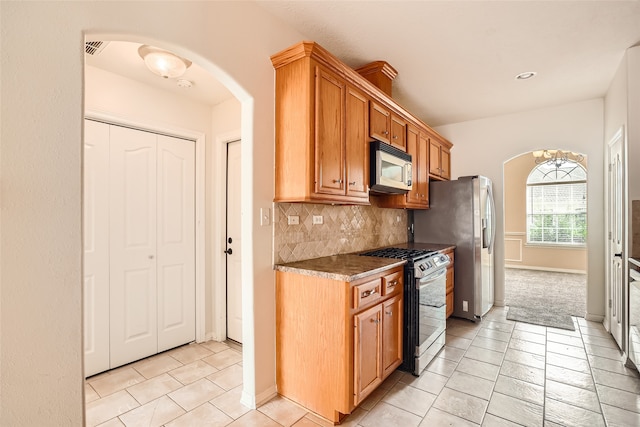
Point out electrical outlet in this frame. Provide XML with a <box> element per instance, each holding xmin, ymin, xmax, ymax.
<box><xmin>312</xmin><ymin>215</ymin><xmax>323</xmax><ymax>225</ymax></box>
<box><xmin>463</xmin><ymin>300</ymin><xmax>469</xmax><ymax>312</ymax></box>
<box><xmin>287</xmin><ymin>215</ymin><xmax>299</xmax><ymax>225</ymax></box>
<box><xmin>260</xmin><ymin>207</ymin><xmax>270</xmax><ymax>226</ymax></box>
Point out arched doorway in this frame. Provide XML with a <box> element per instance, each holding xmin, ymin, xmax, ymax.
<box><xmin>82</xmin><ymin>36</ymin><xmax>254</xmax><ymax>423</ymax></box>
<box><xmin>503</xmin><ymin>150</ymin><xmax>588</xmax><ymax>320</ymax></box>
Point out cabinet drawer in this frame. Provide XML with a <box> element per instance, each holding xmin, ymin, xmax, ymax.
<box><xmin>382</xmin><ymin>270</ymin><xmax>403</xmax><ymax>296</ymax></box>
<box><xmin>353</xmin><ymin>279</ymin><xmax>382</xmax><ymax>309</ymax></box>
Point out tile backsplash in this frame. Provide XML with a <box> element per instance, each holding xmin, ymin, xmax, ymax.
<box><xmin>274</xmin><ymin>199</ymin><xmax>409</xmax><ymax>264</ymax></box>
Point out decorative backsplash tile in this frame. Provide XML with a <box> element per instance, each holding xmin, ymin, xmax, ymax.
<box><xmin>274</xmin><ymin>199</ymin><xmax>409</xmax><ymax>264</ymax></box>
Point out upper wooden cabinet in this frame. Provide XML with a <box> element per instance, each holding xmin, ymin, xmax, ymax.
<box><xmin>369</xmin><ymin>101</ymin><xmax>406</xmax><ymax>151</ymax></box>
<box><xmin>428</xmin><ymin>133</ymin><xmax>452</xmax><ymax>181</ymax></box>
<box><xmin>271</xmin><ymin>41</ymin><xmax>453</xmax><ymax>203</ymax></box>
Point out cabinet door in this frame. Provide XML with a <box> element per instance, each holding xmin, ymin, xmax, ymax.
<box><xmin>405</xmin><ymin>125</ymin><xmax>421</xmax><ymax>205</ymax></box>
<box><xmin>440</xmin><ymin>147</ymin><xmax>451</xmax><ymax>180</ymax></box>
<box><xmin>382</xmin><ymin>295</ymin><xmax>403</xmax><ymax>378</ymax></box>
<box><xmin>315</xmin><ymin>67</ymin><xmax>346</xmax><ymax>195</ymax></box>
<box><xmin>390</xmin><ymin>115</ymin><xmax>407</xmax><ymax>151</ymax></box>
<box><xmin>345</xmin><ymin>86</ymin><xmax>369</xmax><ymax>198</ymax></box>
<box><xmin>354</xmin><ymin>304</ymin><xmax>383</xmax><ymax>405</ymax></box>
<box><xmin>429</xmin><ymin>139</ymin><xmax>442</xmax><ymax>176</ymax></box>
<box><xmin>418</xmin><ymin>133</ymin><xmax>429</xmax><ymax>205</ymax></box>
<box><xmin>369</xmin><ymin>101</ymin><xmax>390</xmax><ymax>143</ymax></box>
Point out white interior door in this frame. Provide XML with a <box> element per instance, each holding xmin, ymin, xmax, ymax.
<box><xmin>608</xmin><ymin>131</ymin><xmax>624</xmax><ymax>348</ymax></box>
<box><xmin>157</xmin><ymin>134</ymin><xmax>196</xmax><ymax>352</ymax></box>
<box><xmin>109</xmin><ymin>126</ymin><xmax>159</xmax><ymax>367</ymax></box>
<box><xmin>83</xmin><ymin>120</ymin><xmax>111</xmax><ymax>376</ymax></box>
<box><xmin>226</xmin><ymin>140</ymin><xmax>243</xmax><ymax>343</ymax></box>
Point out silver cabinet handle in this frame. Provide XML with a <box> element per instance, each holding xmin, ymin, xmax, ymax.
<box><xmin>349</xmin><ymin>181</ymin><xmax>356</xmax><ymax>186</ymax></box>
<box><xmin>371</xmin><ymin>318</ymin><xmax>380</xmax><ymax>324</ymax></box>
<box><xmin>393</xmin><ymin>135</ymin><xmax>398</xmax><ymax>140</ymax></box>
<box><xmin>385</xmin><ymin>311</ymin><xmax>393</xmax><ymax>316</ymax></box>
<box><xmin>361</xmin><ymin>289</ymin><xmax>378</xmax><ymax>298</ymax></box>
<box><xmin>387</xmin><ymin>280</ymin><xmax>398</xmax><ymax>288</ymax></box>
<box><xmin>333</xmin><ymin>179</ymin><xmax>343</xmax><ymax>184</ymax></box>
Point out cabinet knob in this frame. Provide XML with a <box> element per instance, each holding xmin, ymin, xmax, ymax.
<box><xmin>332</xmin><ymin>179</ymin><xmax>343</xmax><ymax>184</ymax></box>
<box><xmin>393</xmin><ymin>135</ymin><xmax>398</xmax><ymax>140</ymax></box>
<box><xmin>384</xmin><ymin>131</ymin><xmax>389</xmax><ymax>135</ymax></box>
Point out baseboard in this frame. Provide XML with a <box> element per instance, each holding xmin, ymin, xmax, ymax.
<box><xmin>241</xmin><ymin>385</ymin><xmax>278</xmax><ymax>409</ymax></box>
<box><xmin>505</xmin><ymin>264</ymin><xmax>586</xmax><ymax>275</ymax></box>
<box><xmin>585</xmin><ymin>313</ymin><xmax>605</xmax><ymax>323</ymax></box>
<box><xmin>494</xmin><ymin>300</ymin><xmax>506</xmax><ymax>307</ymax></box>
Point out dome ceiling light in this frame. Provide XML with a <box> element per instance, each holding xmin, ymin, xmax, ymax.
<box><xmin>138</xmin><ymin>45</ymin><xmax>192</xmax><ymax>79</ymax></box>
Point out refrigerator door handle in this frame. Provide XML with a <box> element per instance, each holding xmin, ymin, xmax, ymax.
<box><xmin>487</xmin><ymin>183</ymin><xmax>496</xmax><ymax>255</ymax></box>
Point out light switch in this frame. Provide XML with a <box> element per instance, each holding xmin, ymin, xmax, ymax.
<box><xmin>260</xmin><ymin>207</ymin><xmax>271</xmax><ymax>226</ymax></box>
<box><xmin>312</xmin><ymin>215</ymin><xmax>323</xmax><ymax>225</ymax></box>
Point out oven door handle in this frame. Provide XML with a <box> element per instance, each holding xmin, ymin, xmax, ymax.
<box><xmin>416</xmin><ymin>267</ymin><xmax>447</xmax><ymax>289</ymax></box>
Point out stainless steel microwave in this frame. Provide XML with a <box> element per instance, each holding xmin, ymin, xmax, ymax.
<box><xmin>370</xmin><ymin>140</ymin><xmax>413</xmax><ymax>194</ymax></box>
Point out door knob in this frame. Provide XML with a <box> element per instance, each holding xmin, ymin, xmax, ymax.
<box><xmin>224</xmin><ymin>248</ymin><xmax>233</xmax><ymax>255</ymax></box>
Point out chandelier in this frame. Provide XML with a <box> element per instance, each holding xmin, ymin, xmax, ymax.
<box><xmin>532</xmin><ymin>149</ymin><xmax>584</xmax><ymax>168</ymax></box>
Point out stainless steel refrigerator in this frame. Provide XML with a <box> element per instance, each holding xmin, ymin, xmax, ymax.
<box><xmin>413</xmin><ymin>176</ymin><xmax>496</xmax><ymax>321</ymax></box>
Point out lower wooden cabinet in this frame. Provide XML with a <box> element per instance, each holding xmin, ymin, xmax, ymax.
<box><xmin>444</xmin><ymin>249</ymin><xmax>455</xmax><ymax>318</ymax></box>
<box><xmin>276</xmin><ymin>265</ymin><xmax>404</xmax><ymax>423</ymax></box>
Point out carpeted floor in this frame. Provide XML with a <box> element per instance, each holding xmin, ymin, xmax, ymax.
<box><xmin>504</xmin><ymin>268</ymin><xmax>587</xmax><ymax>318</ymax></box>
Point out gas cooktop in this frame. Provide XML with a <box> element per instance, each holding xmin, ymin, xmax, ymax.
<box><xmin>360</xmin><ymin>247</ymin><xmax>436</xmax><ymax>261</ymax></box>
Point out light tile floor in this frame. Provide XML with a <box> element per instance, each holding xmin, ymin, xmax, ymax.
<box><xmin>85</xmin><ymin>307</ymin><xmax>640</xmax><ymax>426</ymax></box>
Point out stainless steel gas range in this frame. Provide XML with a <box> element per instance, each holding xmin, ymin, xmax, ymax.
<box><xmin>361</xmin><ymin>246</ymin><xmax>450</xmax><ymax>375</ymax></box>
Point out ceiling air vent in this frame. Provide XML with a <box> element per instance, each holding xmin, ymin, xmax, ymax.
<box><xmin>85</xmin><ymin>41</ymin><xmax>108</xmax><ymax>56</ymax></box>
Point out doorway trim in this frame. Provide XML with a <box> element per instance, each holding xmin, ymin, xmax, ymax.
<box><xmin>84</xmin><ymin>109</ymin><xmax>207</xmax><ymax>343</ymax></box>
<box><xmin>213</xmin><ymin>130</ymin><xmax>242</xmax><ymax>343</ymax></box>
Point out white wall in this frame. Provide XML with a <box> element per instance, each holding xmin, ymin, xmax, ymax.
<box><xmin>435</xmin><ymin>99</ymin><xmax>605</xmax><ymax>320</ymax></box>
<box><xmin>0</xmin><ymin>1</ymin><xmax>303</xmax><ymax>424</ymax></box>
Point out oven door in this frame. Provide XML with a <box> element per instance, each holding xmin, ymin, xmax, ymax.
<box><xmin>415</xmin><ymin>267</ymin><xmax>447</xmax><ymax>375</ymax></box>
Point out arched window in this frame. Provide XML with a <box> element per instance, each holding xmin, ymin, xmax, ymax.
<box><xmin>526</xmin><ymin>160</ymin><xmax>587</xmax><ymax>245</ymax></box>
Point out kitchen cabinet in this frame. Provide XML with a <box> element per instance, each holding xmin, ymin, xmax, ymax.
<box><xmin>429</xmin><ymin>134</ymin><xmax>452</xmax><ymax>181</ymax></box>
<box><xmin>369</xmin><ymin>101</ymin><xmax>407</xmax><ymax>151</ymax></box>
<box><xmin>271</xmin><ymin>41</ymin><xmax>453</xmax><ymax>203</ymax></box>
<box><xmin>276</xmin><ymin>263</ymin><xmax>403</xmax><ymax>423</ymax></box>
<box><xmin>377</xmin><ymin>124</ymin><xmax>429</xmax><ymax>209</ymax></box>
<box><xmin>444</xmin><ymin>249</ymin><xmax>455</xmax><ymax>318</ymax></box>
<box><xmin>272</xmin><ymin>57</ymin><xmax>369</xmax><ymax>204</ymax></box>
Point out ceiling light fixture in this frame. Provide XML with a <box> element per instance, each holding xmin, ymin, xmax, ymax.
<box><xmin>138</xmin><ymin>45</ymin><xmax>192</xmax><ymax>79</ymax></box>
<box><xmin>515</xmin><ymin>71</ymin><xmax>537</xmax><ymax>81</ymax></box>
<box><xmin>533</xmin><ymin>149</ymin><xmax>584</xmax><ymax>168</ymax></box>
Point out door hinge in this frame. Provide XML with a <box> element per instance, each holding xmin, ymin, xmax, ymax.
<box><xmin>608</xmin><ymin>163</ymin><xmax>612</xmax><ymax>172</ymax></box>
<box><xmin>609</xmin><ymin>299</ymin><xmax>612</xmax><ymax>308</ymax></box>
<box><xmin>609</xmin><ymin>231</ymin><xmax>612</xmax><ymax>240</ymax></box>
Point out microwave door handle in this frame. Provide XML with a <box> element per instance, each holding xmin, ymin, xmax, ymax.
<box><xmin>405</xmin><ymin>162</ymin><xmax>412</xmax><ymax>186</ymax></box>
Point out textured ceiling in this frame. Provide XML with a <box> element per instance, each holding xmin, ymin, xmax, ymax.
<box><xmin>257</xmin><ymin>1</ymin><xmax>640</xmax><ymax>126</ymax></box>
<box><xmin>86</xmin><ymin>2</ymin><xmax>640</xmax><ymax>127</ymax></box>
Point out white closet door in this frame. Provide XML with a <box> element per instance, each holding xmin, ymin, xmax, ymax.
<box><xmin>156</xmin><ymin>134</ymin><xmax>196</xmax><ymax>351</ymax></box>
<box><xmin>109</xmin><ymin>126</ymin><xmax>158</xmax><ymax>368</ymax></box>
<box><xmin>83</xmin><ymin>120</ymin><xmax>111</xmax><ymax>377</ymax></box>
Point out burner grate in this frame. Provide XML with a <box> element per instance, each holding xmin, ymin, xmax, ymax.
<box><xmin>360</xmin><ymin>247</ymin><xmax>435</xmax><ymax>261</ymax></box>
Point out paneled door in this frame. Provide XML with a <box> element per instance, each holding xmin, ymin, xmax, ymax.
<box><xmin>83</xmin><ymin>120</ymin><xmax>196</xmax><ymax>375</ymax></box>
<box><xmin>608</xmin><ymin>128</ymin><xmax>625</xmax><ymax>349</ymax></box>
<box><xmin>109</xmin><ymin>125</ymin><xmax>159</xmax><ymax>367</ymax></box>
<box><xmin>226</xmin><ymin>140</ymin><xmax>242</xmax><ymax>343</ymax></box>
<box><xmin>156</xmin><ymin>134</ymin><xmax>196</xmax><ymax>352</ymax></box>
<box><xmin>83</xmin><ymin>120</ymin><xmax>110</xmax><ymax>376</ymax></box>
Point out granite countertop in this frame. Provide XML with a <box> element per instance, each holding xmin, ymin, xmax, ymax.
<box><xmin>274</xmin><ymin>254</ymin><xmax>406</xmax><ymax>282</ymax></box>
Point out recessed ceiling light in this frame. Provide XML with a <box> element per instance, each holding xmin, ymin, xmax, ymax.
<box><xmin>515</xmin><ymin>71</ymin><xmax>537</xmax><ymax>81</ymax></box>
